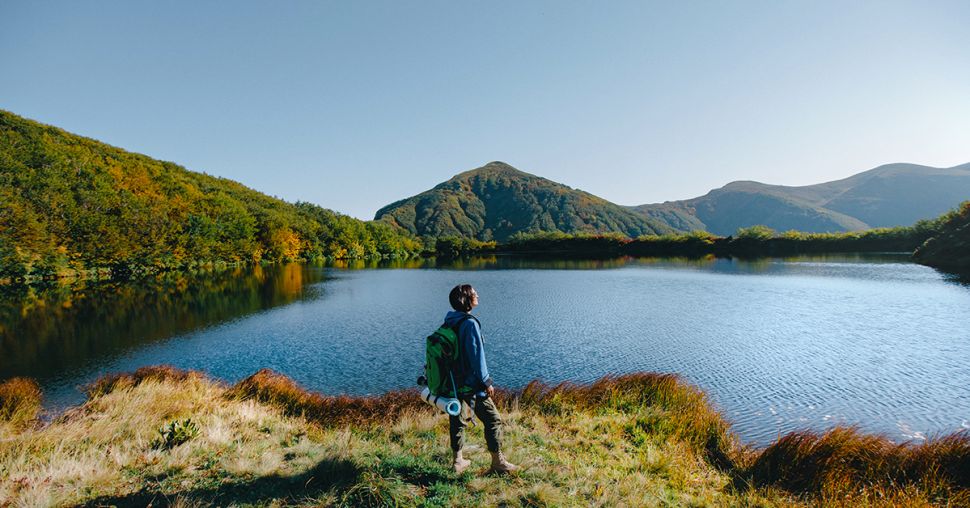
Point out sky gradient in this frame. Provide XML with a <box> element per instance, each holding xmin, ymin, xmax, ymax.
<box><xmin>2</xmin><ymin>1</ymin><xmax>969</xmax><ymax>219</ymax></box>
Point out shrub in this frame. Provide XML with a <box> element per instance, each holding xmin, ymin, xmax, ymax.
<box><xmin>0</xmin><ymin>377</ymin><xmax>42</xmax><ymax>430</ymax></box>
<box><xmin>152</xmin><ymin>418</ymin><xmax>200</xmax><ymax>450</ymax></box>
<box><xmin>736</xmin><ymin>225</ymin><xmax>776</xmax><ymax>240</ymax></box>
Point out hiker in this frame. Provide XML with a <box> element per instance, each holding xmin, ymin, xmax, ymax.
<box><xmin>444</xmin><ymin>284</ymin><xmax>518</xmax><ymax>474</ymax></box>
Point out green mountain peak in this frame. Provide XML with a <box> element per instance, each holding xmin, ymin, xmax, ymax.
<box><xmin>376</xmin><ymin>162</ymin><xmax>674</xmax><ymax>241</ymax></box>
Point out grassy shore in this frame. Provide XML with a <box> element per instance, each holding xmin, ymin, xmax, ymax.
<box><xmin>1</xmin><ymin>368</ymin><xmax>967</xmax><ymax>507</ymax></box>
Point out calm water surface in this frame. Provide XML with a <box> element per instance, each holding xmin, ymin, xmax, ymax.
<box><xmin>3</xmin><ymin>255</ymin><xmax>969</xmax><ymax>445</ymax></box>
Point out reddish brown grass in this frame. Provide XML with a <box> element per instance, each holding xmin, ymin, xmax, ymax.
<box><xmin>515</xmin><ymin>372</ymin><xmax>687</xmax><ymax>410</ymax></box>
<box><xmin>84</xmin><ymin>365</ymin><xmax>198</xmax><ymax>398</ymax></box>
<box><xmin>228</xmin><ymin>370</ymin><xmax>738</xmax><ymax>466</ymax></box>
<box><xmin>0</xmin><ymin>377</ymin><xmax>42</xmax><ymax>430</ymax></box>
<box><xmin>228</xmin><ymin>369</ymin><xmax>428</xmax><ymax>427</ymax></box>
<box><xmin>70</xmin><ymin>365</ymin><xmax>970</xmax><ymax>504</ymax></box>
<box><xmin>747</xmin><ymin>426</ymin><xmax>970</xmax><ymax>502</ymax></box>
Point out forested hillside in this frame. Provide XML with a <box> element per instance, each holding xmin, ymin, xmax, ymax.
<box><xmin>635</xmin><ymin>163</ymin><xmax>970</xmax><ymax>235</ymax></box>
<box><xmin>377</xmin><ymin>161</ymin><xmax>970</xmax><ymax>242</ymax></box>
<box><xmin>913</xmin><ymin>202</ymin><xmax>970</xmax><ymax>271</ymax></box>
<box><xmin>0</xmin><ymin>110</ymin><xmax>421</xmax><ymax>281</ymax></box>
<box><xmin>375</xmin><ymin>161</ymin><xmax>675</xmax><ymax>241</ymax></box>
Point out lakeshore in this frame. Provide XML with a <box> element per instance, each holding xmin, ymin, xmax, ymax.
<box><xmin>6</xmin><ymin>257</ymin><xmax>969</xmax><ymax>446</ymax></box>
<box><xmin>2</xmin><ymin>367</ymin><xmax>968</xmax><ymax>507</ymax></box>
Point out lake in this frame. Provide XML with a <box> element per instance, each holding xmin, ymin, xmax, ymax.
<box><xmin>2</xmin><ymin>255</ymin><xmax>969</xmax><ymax>445</ymax></box>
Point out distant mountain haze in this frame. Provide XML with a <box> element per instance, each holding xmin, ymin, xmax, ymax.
<box><xmin>374</xmin><ymin>162</ymin><xmax>675</xmax><ymax>241</ymax></box>
<box><xmin>636</xmin><ymin>163</ymin><xmax>970</xmax><ymax>236</ymax></box>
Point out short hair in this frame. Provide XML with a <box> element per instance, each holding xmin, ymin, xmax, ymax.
<box><xmin>449</xmin><ymin>284</ymin><xmax>475</xmax><ymax>312</ymax></box>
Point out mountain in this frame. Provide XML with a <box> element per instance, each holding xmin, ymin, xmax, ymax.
<box><xmin>375</xmin><ymin>162</ymin><xmax>675</xmax><ymax>241</ymax></box>
<box><xmin>635</xmin><ymin>163</ymin><xmax>970</xmax><ymax>236</ymax></box>
<box><xmin>0</xmin><ymin>110</ymin><xmax>421</xmax><ymax>280</ymax></box>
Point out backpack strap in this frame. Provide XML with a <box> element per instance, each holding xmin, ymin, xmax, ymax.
<box><xmin>451</xmin><ymin>314</ymin><xmax>483</xmax><ymax>400</ymax></box>
<box><xmin>451</xmin><ymin>314</ymin><xmax>480</xmax><ymax>335</ymax></box>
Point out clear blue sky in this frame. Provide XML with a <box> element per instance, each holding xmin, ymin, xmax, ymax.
<box><xmin>2</xmin><ymin>1</ymin><xmax>969</xmax><ymax>219</ymax></box>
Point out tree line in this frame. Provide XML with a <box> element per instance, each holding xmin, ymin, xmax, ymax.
<box><xmin>433</xmin><ymin>204</ymin><xmax>966</xmax><ymax>264</ymax></box>
<box><xmin>3</xmin><ymin>109</ymin><xmax>965</xmax><ymax>284</ymax></box>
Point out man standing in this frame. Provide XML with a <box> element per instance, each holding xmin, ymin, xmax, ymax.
<box><xmin>443</xmin><ymin>284</ymin><xmax>518</xmax><ymax>474</ymax></box>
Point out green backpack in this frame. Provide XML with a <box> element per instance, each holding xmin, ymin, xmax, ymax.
<box><xmin>425</xmin><ymin>315</ymin><xmax>477</xmax><ymax>398</ymax></box>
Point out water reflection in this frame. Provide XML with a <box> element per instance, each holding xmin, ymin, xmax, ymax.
<box><xmin>441</xmin><ymin>256</ymin><xmax>638</xmax><ymax>270</ymax></box>
<box><xmin>0</xmin><ymin>263</ymin><xmax>327</xmax><ymax>382</ymax></box>
<box><xmin>939</xmin><ymin>270</ymin><xmax>970</xmax><ymax>287</ymax></box>
<box><xmin>325</xmin><ymin>256</ymin><xmax>653</xmax><ymax>270</ymax></box>
<box><xmin>317</xmin><ymin>252</ymin><xmax>918</xmax><ymax>272</ymax></box>
<box><xmin>326</xmin><ymin>258</ymin><xmax>432</xmax><ymax>270</ymax></box>
<box><xmin>0</xmin><ymin>253</ymin><xmax>928</xmax><ymax>386</ymax></box>
<box><xmin>3</xmin><ymin>253</ymin><xmax>968</xmax><ymax>445</ymax></box>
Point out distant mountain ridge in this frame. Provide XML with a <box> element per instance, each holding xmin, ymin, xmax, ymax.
<box><xmin>375</xmin><ymin>162</ymin><xmax>674</xmax><ymax>241</ymax></box>
<box><xmin>635</xmin><ymin>162</ymin><xmax>970</xmax><ymax>235</ymax></box>
<box><xmin>377</xmin><ymin>161</ymin><xmax>970</xmax><ymax>240</ymax></box>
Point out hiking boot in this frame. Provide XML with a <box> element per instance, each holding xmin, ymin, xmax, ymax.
<box><xmin>452</xmin><ymin>450</ymin><xmax>471</xmax><ymax>474</ymax></box>
<box><xmin>488</xmin><ymin>451</ymin><xmax>518</xmax><ymax>474</ymax></box>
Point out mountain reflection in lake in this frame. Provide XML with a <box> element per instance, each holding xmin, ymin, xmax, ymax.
<box><xmin>3</xmin><ymin>254</ymin><xmax>969</xmax><ymax>445</ymax></box>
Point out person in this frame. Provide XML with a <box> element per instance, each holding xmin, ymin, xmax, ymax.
<box><xmin>444</xmin><ymin>283</ymin><xmax>518</xmax><ymax>474</ymax></box>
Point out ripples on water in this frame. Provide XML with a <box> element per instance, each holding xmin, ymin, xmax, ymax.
<box><xmin>3</xmin><ymin>255</ymin><xmax>969</xmax><ymax>445</ymax></box>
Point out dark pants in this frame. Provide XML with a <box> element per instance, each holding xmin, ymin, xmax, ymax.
<box><xmin>449</xmin><ymin>395</ymin><xmax>503</xmax><ymax>453</ymax></box>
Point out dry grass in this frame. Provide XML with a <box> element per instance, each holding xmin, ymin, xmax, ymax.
<box><xmin>1</xmin><ymin>372</ymin><xmax>345</xmax><ymax>506</ymax></box>
<box><xmin>745</xmin><ymin>426</ymin><xmax>970</xmax><ymax>504</ymax></box>
<box><xmin>0</xmin><ymin>377</ymin><xmax>42</xmax><ymax>433</ymax></box>
<box><xmin>227</xmin><ymin>368</ymin><xmax>428</xmax><ymax>427</ymax></box>
<box><xmin>0</xmin><ymin>367</ymin><xmax>966</xmax><ymax>506</ymax></box>
<box><xmin>226</xmin><ymin>370</ymin><xmax>736</xmax><ymax>468</ymax></box>
<box><xmin>84</xmin><ymin>365</ymin><xmax>199</xmax><ymax>398</ymax></box>
<box><xmin>512</xmin><ymin>373</ymin><xmax>737</xmax><ymax>469</ymax></box>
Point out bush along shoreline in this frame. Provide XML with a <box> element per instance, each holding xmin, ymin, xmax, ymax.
<box><xmin>1</xmin><ymin>367</ymin><xmax>967</xmax><ymax>506</ymax></box>
<box><xmin>913</xmin><ymin>202</ymin><xmax>970</xmax><ymax>272</ymax></box>
<box><xmin>496</xmin><ymin>220</ymin><xmax>946</xmax><ymax>259</ymax></box>
<box><xmin>435</xmin><ymin>202</ymin><xmax>970</xmax><ymax>273</ymax></box>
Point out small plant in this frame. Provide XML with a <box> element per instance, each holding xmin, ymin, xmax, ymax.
<box><xmin>152</xmin><ymin>418</ymin><xmax>200</xmax><ymax>450</ymax></box>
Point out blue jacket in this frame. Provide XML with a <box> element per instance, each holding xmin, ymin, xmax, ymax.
<box><xmin>444</xmin><ymin>310</ymin><xmax>492</xmax><ymax>396</ymax></box>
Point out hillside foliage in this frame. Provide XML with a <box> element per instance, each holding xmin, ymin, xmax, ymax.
<box><xmin>0</xmin><ymin>111</ymin><xmax>422</xmax><ymax>282</ymax></box>
<box><xmin>375</xmin><ymin>161</ymin><xmax>675</xmax><ymax>242</ymax></box>
<box><xmin>376</xmin><ymin>160</ymin><xmax>970</xmax><ymax>243</ymax></box>
<box><xmin>913</xmin><ymin>201</ymin><xmax>970</xmax><ymax>271</ymax></box>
